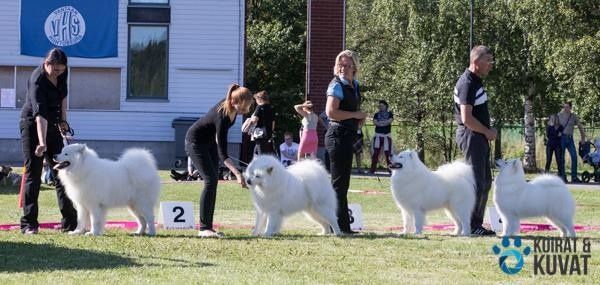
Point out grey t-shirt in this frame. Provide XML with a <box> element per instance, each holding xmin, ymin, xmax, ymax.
<box><xmin>557</xmin><ymin>111</ymin><xmax>580</xmax><ymax>135</ymax></box>
<box><xmin>302</xmin><ymin>113</ymin><xmax>318</xmax><ymax>130</ymax></box>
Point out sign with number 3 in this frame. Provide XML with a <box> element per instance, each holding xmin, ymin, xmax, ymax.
<box><xmin>159</xmin><ymin>201</ymin><xmax>195</xmax><ymax>229</ymax></box>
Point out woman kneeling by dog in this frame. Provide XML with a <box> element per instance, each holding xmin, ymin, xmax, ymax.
<box><xmin>185</xmin><ymin>84</ymin><xmax>253</xmax><ymax>238</ymax></box>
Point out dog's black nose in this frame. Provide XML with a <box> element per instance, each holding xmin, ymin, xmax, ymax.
<box><xmin>246</xmin><ymin>178</ymin><xmax>252</xmax><ymax>185</ymax></box>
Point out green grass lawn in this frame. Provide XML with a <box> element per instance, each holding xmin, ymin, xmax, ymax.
<box><xmin>0</xmin><ymin>171</ymin><xmax>598</xmax><ymax>284</ymax></box>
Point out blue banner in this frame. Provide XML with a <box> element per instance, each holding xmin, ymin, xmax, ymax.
<box><xmin>21</xmin><ymin>0</ymin><xmax>118</xmax><ymax>58</ymax></box>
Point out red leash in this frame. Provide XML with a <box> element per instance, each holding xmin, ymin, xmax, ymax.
<box><xmin>18</xmin><ymin>163</ymin><xmax>26</xmax><ymax>208</ymax></box>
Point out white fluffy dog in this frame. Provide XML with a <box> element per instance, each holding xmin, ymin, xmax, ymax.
<box><xmin>389</xmin><ymin>150</ymin><xmax>475</xmax><ymax>236</ymax></box>
<box><xmin>55</xmin><ymin>144</ymin><xmax>161</xmax><ymax>236</ymax></box>
<box><xmin>493</xmin><ymin>159</ymin><xmax>575</xmax><ymax>237</ymax></box>
<box><xmin>244</xmin><ymin>155</ymin><xmax>341</xmax><ymax>237</ymax></box>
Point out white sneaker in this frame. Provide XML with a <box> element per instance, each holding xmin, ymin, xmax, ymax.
<box><xmin>197</xmin><ymin>229</ymin><xmax>224</xmax><ymax>238</ymax></box>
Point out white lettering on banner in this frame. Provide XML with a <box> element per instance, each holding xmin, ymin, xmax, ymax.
<box><xmin>44</xmin><ymin>6</ymin><xmax>86</xmax><ymax>47</ymax></box>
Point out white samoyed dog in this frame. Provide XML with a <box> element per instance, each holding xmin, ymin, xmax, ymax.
<box><xmin>55</xmin><ymin>144</ymin><xmax>161</xmax><ymax>236</ymax></box>
<box><xmin>389</xmin><ymin>150</ymin><xmax>476</xmax><ymax>236</ymax></box>
<box><xmin>244</xmin><ymin>155</ymin><xmax>341</xmax><ymax>237</ymax></box>
<box><xmin>493</xmin><ymin>159</ymin><xmax>575</xmax><ymax>237</ymax></box>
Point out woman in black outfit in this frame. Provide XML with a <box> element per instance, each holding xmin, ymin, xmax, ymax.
<box><xmin>249</xmin><ymin>91</ymin><xmax>275</xmax><ymax>156</ymax></box>
<box><xmin>325</xmin><ymin>50</ymin><xmax>367</xmax><ymax>234</ymax></box>
<box><xmin>185</xmin><ymin>83</ymin><xmax>254</xmax><ymax>238</ymax></box>
<box><xmin>19</xmin><ymin>48</ymin><xmax>77</xmax><ymax>234</ymax></box>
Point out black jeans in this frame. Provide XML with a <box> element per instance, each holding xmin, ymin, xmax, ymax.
<box><xmin>325</xmin><ymin>125</ymin><xmax>356</xmax><ymax>233</ymax></box>
<box><xmin>185</xmin><ymin>141</ymin><xmax>220</xmax><ymax>230</ymax></box>
<box><xmin>545</xmin><ymin>144</ymin><xmax>564</xmax><ymax>177</ymax></box>
<box><xmin>19</xmin><ymin>118</ymin><xmax>77</xmax><ymax>232</ymax></box>
<box><xmin>456</xmin><ymin>126</ymin><xmax>492</xmax><ymax>230</ymax></box>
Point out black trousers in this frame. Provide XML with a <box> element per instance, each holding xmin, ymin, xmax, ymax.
<box><xmin>325</xmin><ymin>125</ymin><xmax>356</xmax><ymax>233</ymax></box>
<box><xmin>253</xmin><ymin>138</ymin><xmax>275</xmax><ymax>156</ymax></box>
<box><xmin>545</xmin><ymin>144</ymin><xmax>564</xmax><ymax>176</ymax></box>
<box><xmin>186</xmin><ymin>141</ymin><xmax>220</xmax><ymax>230</ymax></box>
<box><xmin>19</xmin><ymin>118</ymin><xmax>77</xmax><ymax>232</ymax></box>
<box><xmin>456</xmin><ymin>126</ymin><xmax>492</xmax><ymax>230</ymax></box>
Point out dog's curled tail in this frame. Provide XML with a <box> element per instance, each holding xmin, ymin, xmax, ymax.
<box><xmin>119</xmin><ymin>148</ymin><xmax>161</xmax><ymax>190</ymax></box>
<box><xmin>437</xmin><ymin>161</ymin><xmax>476</xmax><ymax>188</ymax></box>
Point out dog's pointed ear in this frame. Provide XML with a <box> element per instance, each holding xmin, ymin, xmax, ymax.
<box><xmin>75</xmin><ymin>144</ymin><xmax>86</xmax><ymax>153</ymax></box>
<box><xmin>266</xmin><ymin>167</ymin><xmax>273</xmax><ymax>175</ymax></box>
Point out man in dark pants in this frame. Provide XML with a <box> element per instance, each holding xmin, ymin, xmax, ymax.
<box><xmin>453</xmin><ymin>45</ymin><xmax>497</xmax><ymax>236</ymax></box>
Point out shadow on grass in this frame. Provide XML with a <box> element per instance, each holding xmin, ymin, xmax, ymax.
<box><xmin>0</xmin><ymin>184</ymin><xmax>56</xmax><ymax>195</ymax></box>
<box><xmin>510</xmin><ymin>235</ymin><xmax>600</xmax><ymax>243</ymax></box>
<box><xmin>0</xmin><ymin>241</ymin><xmax>139</xmax><ymax>272</ymax></box>
<box><xmin>0</xmin><ymin>185</ymin><xmax>20</xmax><ymax>195</ymax></box>
<box><xmin>220</xmin><ymin>232</ymin><xmax>430</xmax><ymax>241</ymax></box>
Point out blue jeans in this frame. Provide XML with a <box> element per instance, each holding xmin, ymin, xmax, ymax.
<box><xmin>560</xmin><ymin>135</ymin><xmax>578</xmax><ymax>180</ymax></box>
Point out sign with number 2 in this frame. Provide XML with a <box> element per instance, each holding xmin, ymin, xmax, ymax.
<box><xmin>159</xmin><ymin>201</ymin><xmax>195</xmax><ymax>229</ymax></box>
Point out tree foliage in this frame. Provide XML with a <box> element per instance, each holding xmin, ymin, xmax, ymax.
<box><xmin>245</xmin><ymin>0</ymin><xmax>598</xmax><ymax>166</ymax></box>
<box><xmin>245</xmin><ymin>0</ymin><xmax>307</xmax><ymax>139</ymax></box>
<box><xmin>346</xmin><ymin>0</ymin><xmax>600</xmax><ymax>166</ymax></box>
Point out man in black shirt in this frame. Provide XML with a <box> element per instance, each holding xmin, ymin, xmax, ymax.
<box><xmin>369</xmin><ymin>100</ymin><xmax>393</xmax><ymax>174</ymax></box>
<box><xmin>454</xmin><ymin>45</ymin><xmax>497</xmax><ymax>236</ymax></box>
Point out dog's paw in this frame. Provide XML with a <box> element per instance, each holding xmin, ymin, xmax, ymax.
<box><xmin>68</xmin><ymin>229</ymin><xmax>85</xmax><ymax>235</ymax></box>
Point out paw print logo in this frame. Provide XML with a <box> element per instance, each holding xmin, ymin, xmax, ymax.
<box><xmin>492</xmin><ymin>236</ymin><xmax>531</xmax><ymax>275</ymax></box>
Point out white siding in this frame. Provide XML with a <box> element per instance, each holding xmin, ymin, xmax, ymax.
<box><xmin>0</xmin><ymin>0</ymin><xmax>245</xmax><ymax>143</ymax></box>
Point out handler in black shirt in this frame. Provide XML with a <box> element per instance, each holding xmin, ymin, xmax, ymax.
<box><xmin>19</xmin><ymin>48</ymin><xmax>77</xmax><ymax>234</ymax></box>
<box><xmin>185</xmin><ymin>83</ymin><xmax>254</xmax><ymax>238</ymax></box>
<box><xmin>453</xmin><ymin>45</ymin><xmax>497</xmax><ymax>236</ymax></box>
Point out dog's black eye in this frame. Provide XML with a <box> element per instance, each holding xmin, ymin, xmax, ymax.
<box><xmin>255</xmin><ymin>175</ymin><xmax>261</xmax><ymax>179</ymax></box>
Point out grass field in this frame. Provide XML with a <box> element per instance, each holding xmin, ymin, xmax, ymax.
<box><xmin>0</xmin><ymin>171</ymin><xmax>598</xmax><ymax>284</ymax></box>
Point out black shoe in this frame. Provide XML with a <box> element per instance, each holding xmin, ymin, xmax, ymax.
<box><xmin>170</xmin><ymin>169</ymin><xmax>188</xmax><ymax>181</ymax></box>
<box><xmin>571</xmin><ymin>177</ymin><xmax>582</xmax><ymax>183</ymax></box>
<box><xmin>471</xmin><ymin>227</ymin><xmax>496</xmax><ymax>236</ymax></box>
<box><xmin>342</xmin><ymin>229</ymin><xmax>359</xmax><ymax>235</ymax></box>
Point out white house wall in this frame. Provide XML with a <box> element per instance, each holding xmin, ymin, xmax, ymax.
<box><xmin>0</xmin><ymin>0</ymin><xmax>245</xmax><ymax>144</ymax></box>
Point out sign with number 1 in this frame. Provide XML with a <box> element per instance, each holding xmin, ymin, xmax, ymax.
<box><xmin>159</xmin><ymin>201</ymin><xmax>195</xmax><ymax>229</ymax></box>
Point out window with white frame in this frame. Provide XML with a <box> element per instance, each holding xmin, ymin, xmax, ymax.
<box><xmin>127</xmin><ymin>25</ymin><xmax>168</xmax><ymax>99</ymax></box>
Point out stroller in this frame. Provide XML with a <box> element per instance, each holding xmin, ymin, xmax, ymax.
<box><xmin>579</xmin><ymin>138</ymin><xmax>600</xmax><ymax>183</ymax></box>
